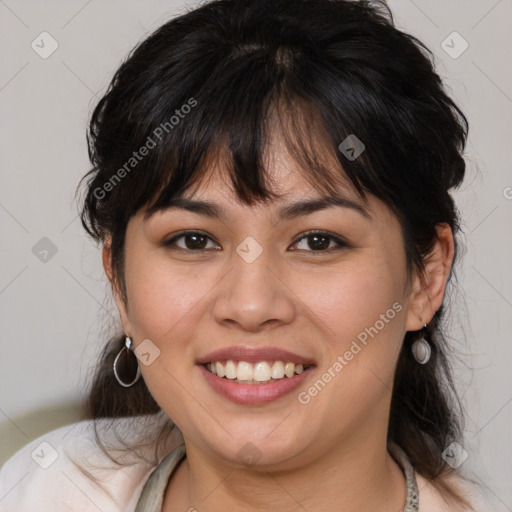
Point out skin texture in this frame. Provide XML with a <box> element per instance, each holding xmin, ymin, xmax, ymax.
<box><xmin>102</xmin><ymin>139</ymin><xmax>455</xmax><ymax>512</ymax></box>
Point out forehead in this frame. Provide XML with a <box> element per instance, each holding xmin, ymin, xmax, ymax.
<box><xmin>180</xmin><ymin>136</ymin><xmax>360</xmax><ymax>205</ymax></box>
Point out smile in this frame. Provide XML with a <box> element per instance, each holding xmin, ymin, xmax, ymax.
<box><xmin>198</xmin><ymin>361</ymin><xmax>315</xmax><ymax>404</ymax></box>
<box><xmin>205</xmin><ymin>360</ymin><xmax>312</xmax><ymax>383</ymax></box>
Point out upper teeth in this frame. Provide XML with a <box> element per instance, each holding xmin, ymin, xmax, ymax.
<box><xmin>207</xmin><ymin>360</ymin><xmax>306</xmax><ymax>381</ymax></box>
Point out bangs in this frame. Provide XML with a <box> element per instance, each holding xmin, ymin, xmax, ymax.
<box><xmin>143</xmin><ymin>91</ymin><xmax>367</xmax><ymax>220</ymax></box>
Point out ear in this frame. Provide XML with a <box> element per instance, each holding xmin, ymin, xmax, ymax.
<box><xmin>102</xmin><ymin>237</ymin><xmax>132</xmax><ymax>335</ymax></box>
<box><xmin>405</xmin><ymin>223</ymin><xmax>455</xmax><ymax>331</ymax></box>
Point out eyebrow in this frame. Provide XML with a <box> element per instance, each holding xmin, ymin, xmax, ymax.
<box><xmin>145</xmin><ymin>195</ymin><xmax>371</xmax><ymax>221</ymax></box>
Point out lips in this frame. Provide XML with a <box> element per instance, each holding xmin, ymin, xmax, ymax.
<box><xmin>196</xmin><ymin>345</ymin><xmax>316</xmax><ymax>366</ymax></box>
<box><xmin>198</xmin><ymin>363</ymin><xmax>315</xmax><ymax>404</ymax></box>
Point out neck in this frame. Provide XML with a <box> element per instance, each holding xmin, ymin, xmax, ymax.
<box><xmin>164</xmin><ymin>430</ymin><xmax>407</xmax><ymax>512</ymax></box>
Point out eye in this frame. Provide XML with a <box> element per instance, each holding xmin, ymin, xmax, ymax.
<box><xmin>162</xmin><ymin>230</ymin><xmax>348</xmax><ymax>253</ymax></box>
<box><xmin>290</xmin><ymin>230</ymin><xmax>348</xmax><ymax>252</ymax></box>
<box><xmin>163</xmin><ymin>231</ymin><xmax>220</xmax><ymax>251</ymax></box>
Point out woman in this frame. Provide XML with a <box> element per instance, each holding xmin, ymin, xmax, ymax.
<box><xmin>0</xmin><ymin>0</ymin><xmax>487</xmax><ymax>510</ymax></box>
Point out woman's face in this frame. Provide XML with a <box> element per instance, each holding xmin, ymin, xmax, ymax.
<box><xmin>108</xmin><ymin>141</ymin><xmax>426</xmax><ymax>470</ymax></box>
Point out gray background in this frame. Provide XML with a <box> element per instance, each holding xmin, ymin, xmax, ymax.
<box><xmin>0</xmin><ymin>0</ymin><xmax>511</xmax><ymax>508</ymax></box>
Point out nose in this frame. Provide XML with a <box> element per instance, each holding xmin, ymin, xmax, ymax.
<box><xmin>212</xmin><ymin>245</ymin><xmax>296</xmax><ymax>333</ymax></box>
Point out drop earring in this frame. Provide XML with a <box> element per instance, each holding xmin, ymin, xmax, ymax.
<box><xmin>411</xmin><ymin>324</ymin><xmax>431</xmax><ymax>364</ymax></box>
<box><xmin>113</xmin><ymin>336</ymin><xmax>142</xmax><ymax>387</ymax></box>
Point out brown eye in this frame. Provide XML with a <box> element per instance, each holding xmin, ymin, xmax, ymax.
<box><xmin>291</xmin><ymin>231</ymin><xmax>348</xmax><ymax>252</ymax></box>
<box><xmin>163</xmin><ymin>231</ymin><xmax>219</xmax><ymax>251</ymax></box>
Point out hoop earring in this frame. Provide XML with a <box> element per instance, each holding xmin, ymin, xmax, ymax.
<box><xmin>411</xmin><ymin>324</ymin><xmax>431</xmax><ymax>365</ymax></box>
<box><xmin>113</xmin><ymin>336</ymin><xmax>142</xmax><ymax>387</ymax></box>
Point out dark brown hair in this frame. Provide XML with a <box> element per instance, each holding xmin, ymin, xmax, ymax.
<box><xmin>78</xmin><ymin>0</ymin><xmax>473</xmax><ymax>507</ymax></box>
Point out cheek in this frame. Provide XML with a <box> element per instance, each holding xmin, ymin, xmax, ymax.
<box><xmin>131</xmin><ymin>276</ymin><xmax>197</xmax><ymax>336</ymax></box>
<box><xmin>123</xmin><ymin>247</ymin><xmax>211</xmax><ymax>355</ymax></box>
<box><xmin>304</xmin><ymin>247</ymin><xmax>408</xmax><ymax>408</ymax></box>
<box><xmin>122</xmin><ymin>254</ymin><xmax>212</xmax><ymax>423</ymax></box>
<box><xmin>309</xmin><ymin>256</ymin><xmax>406</xmax><ymax>344</ymax></box>
<box><xmin>297</xmin><ymin>256</ymin><xmax>407</xmax><ymax>429</ymax></box>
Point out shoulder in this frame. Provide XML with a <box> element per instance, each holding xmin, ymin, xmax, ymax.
<box><xmin>416</xmin><ymin>472</ymin><xmax>492</xmax><ymax>512</ymax></box>
<box><xmin>0</xmin><ymin>415</ymin><xmax>176</xmax><ymax>512</ymax></box>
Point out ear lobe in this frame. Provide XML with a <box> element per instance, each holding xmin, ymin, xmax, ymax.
<box><xmin>405</xmin><ymin>223</ymin><xmax>455</xmax><ymax>331</ymax></box>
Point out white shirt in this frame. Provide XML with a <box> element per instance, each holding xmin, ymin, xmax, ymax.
<box><xmin>0</xmin><ymin>416</ymin><xmax>169</xmax><ymax>512</ymax></box>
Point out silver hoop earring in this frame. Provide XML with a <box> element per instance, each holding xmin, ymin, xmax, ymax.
<box><xmin>411</xmin><ymin>324</ymin><xmax>431</xmax><ymax>364</ymax></box>
<box><xmin>113</xmin><ymin>336</ymin><xmax>142</xmax><ymax>387</ymax></box>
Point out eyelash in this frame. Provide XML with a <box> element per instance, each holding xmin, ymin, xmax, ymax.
<box><xmin>162</xmin><ymin>230</ymin><xmax>349</xmax><ymax>254</ymax></box>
